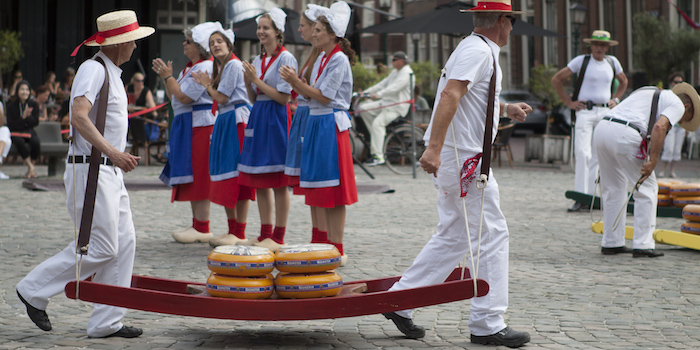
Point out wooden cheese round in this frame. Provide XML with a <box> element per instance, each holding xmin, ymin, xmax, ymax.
<box><xmin>673</xmin><ymin>196</ymin><xmax>700</xmax><ymax>207</ymax></box>
<box><xmin>669</xmin><ymin>183</ymin><xmax>700</xmax><ymax>197</ymax></box>
<box><xmin>206</xmin><ymin>273</ymin><xmax>274</xmax><ymax>299</ymax></box>
<box><xmin>658</xmin><ymin>194</ymin><xmax>673</xmax><ymax>207</ymax></box>
<box><xmin>207</xmin><ymin>245</ymin><xmax>275</xmax><ymax>276</ymax></box>
<box><xmin>658</xmin><ymin>179</ymin><xmax>685</xmax><ymax>194</ymax></box>
<box><xmin>682</xmin><ymin>204</ymin><xmax>700</xmax><ymax>222</ymax></box>
<box><xmin>274</xmin><ymin>271</ymin><xmax>343</xmax><ymax>299</ymax></box>
<box><xmin>681</xmin><ymin>221</ymin><xmax>700</xmax><ymax>235</ymax></box>
<box><xmin>275</xmin><ymin>243</ymin><xmax>341</xmax><ymax>273</ymax></box>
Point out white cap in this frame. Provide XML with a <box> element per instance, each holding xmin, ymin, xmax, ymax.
<box><xmin>256</xmin><ymin>7</ymin><xmax>286</xmax><ymax>33</ymax></box>
<box><xmin>318</xmin><ymin>2</ymin><xmax>351</xmax><ymax>38</ymax></box>
<box><xmin>192</xmin><ymin>22</ymin><xmax>235</xmax><ymax>52</ymax></box>
<box><xmin>304</xmin><ymin>4</ymin><xmax>328</xmax><ymax>23</ymax></box>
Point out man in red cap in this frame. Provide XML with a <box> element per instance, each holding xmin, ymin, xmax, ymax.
<box><xmin>16</xmin><ymin>10</ymin><xmax>153</xmax><ymax>338</ymax></box>
<box><xmin>382</xmin><ymin>1</ymin><xmax>532</xmax><ymax>347</ymax></box>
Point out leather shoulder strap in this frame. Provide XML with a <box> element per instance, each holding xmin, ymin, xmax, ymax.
<box><xmin>77</xmin><ymin>56</ymin><xmax>110</xmax><ymax>255</ymax></box>
<box><xmin>646</xmin><ymin>88</ymin><xmax>662</xmax><ymax>143</ymax></box>
<box><xmin>572</xmin><ymin>55</ymin><xmax>591</xmax><ymax>101</ymax></box>
<box><xmin>474</xmin><ymin>35</ymin><xmax>497</xmax><ymax>180</ymax></box>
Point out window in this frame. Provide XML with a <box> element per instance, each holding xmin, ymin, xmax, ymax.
<box><xmin>157</xmin><ymin>0</ymin><xmax>199</xmax><ymax>30</ymax></box>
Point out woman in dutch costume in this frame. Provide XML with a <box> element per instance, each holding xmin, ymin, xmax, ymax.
<box><xmin>191</xmin><ymin>22</ymin><xmax>256</xmax><ymax>247</ymax></box>
<box><xmin>153</xmin><ymin>23</ymin><xmax>216</xmax><ymax>243</ymax></box>
<box><xmin>239</xmin><ymin>8</ymin><xmax>298</xmax><ymax>251</ymax></box>
<box><xmin>284</xmin><ymin>4</ymin><xmax>328</xmax><ymax>244</ymax></box>
<box><xmin>280</xmin><ymin>1</ymin><xmax>357</xmax><ymax>265</ymax></box>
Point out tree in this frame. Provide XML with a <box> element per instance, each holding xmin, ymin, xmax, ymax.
<box><xmin>633</xmin><ymin>13</ymin><xmax>700</xmax><ymax>86</ymax></box>
<box><xmin>0</xmin><ymin>30</ymin><xmax>24</xmax><ymax>91</ymax></box>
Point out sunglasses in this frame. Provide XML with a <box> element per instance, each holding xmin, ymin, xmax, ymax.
<box><xmin>14</xmin><ymin>75</ymin><xmax>22</xmax><ymax>79</ymax></box>
<box><xmin>392</xmin><ymin>58</ymin><xmax>401</xmax><ymax>62</ymax></box>
<box><xmin>505</xmin><ymin>15</ymin><xmax>516</xmax><ymax>26</ymax></box>
<box><xmin>134</xmin><ymin>79</ymin><xmax>144</xmax><ymax>83</ymax></box>
<box><xmin>673</xmin><ymin>80</ymin><xmax>683</xmax><ymax>84</ymax></box>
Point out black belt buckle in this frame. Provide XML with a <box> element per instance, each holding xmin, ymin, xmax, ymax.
<box><xmin>586</xmin><ymin>101</ymin><xmax>594</xmax><ymax>110</ymax></box>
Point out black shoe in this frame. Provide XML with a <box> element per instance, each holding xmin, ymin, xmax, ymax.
<box><xmin>633</xmin><ymin>249</ymin><xmax>665</xmax><ymax>258</ymax></box>
<box><xmin>567</xmin><ymin>202</ymin><xmax>590</xmax><ymax>212</ymax></box>
<box><xmin>382</xmin><ymin>312</ymin><xmax>425</xmax><ymax>339</ymax></box>
<box><xmin>17</xmin><ymin>290</ymin><xmax>51</xmax><ymax>331</ymax></box>
<box><xmin>101</xmin><ymin>325</ymin><xmax>143</xmax><ymax>338</ymax></box>
<box><xmin>471</xmin><ymin>327</ymin><xmax>531</xmax><ymax>348</ymax></box>
<box><xmin>601</xmin><ymin>246</ymin><xmax>633</xmax><ymax>255</ymax></box>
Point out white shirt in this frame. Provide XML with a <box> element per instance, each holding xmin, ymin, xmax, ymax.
<box><xmin>217</xmin><ymin>58</ymin><xmax>251</xmax><ymax>113</ymax></box>
<box><xmin>606</xmin><ymin>88</ymin><xmax>685</xmax><ymax>136</ymax></box>
<box><xmin>365</xmin><ymin>64</ymin><xmax>414</xmax><ymax>116</ymax></box>
<box><xmin>172</xmin><ymin>59</ymin><xmax>216</xmax><ymax>127</ymax></box>
<box><xmin>251</xmin><ymin>50</ymin><xmax>297</xmax><ymax>96</ymax></box>
<box><xmin>567</xmin><ymin>54</ymin><xmax>623</xmax><ymax>104</ymax></box>
<box><xmin>69</xmin><ymin>51</ymin><xmax>128</xmax><ymax>156</ymax></box>
<box><xmin>308</xmin><ymin>51</ymin><xmax>353</xmax><ymax>111</ymax></box>
<box><xmin>424</xmin><ymin>34</ymin><xmax>502</xmax><ymax>153</ymax></box>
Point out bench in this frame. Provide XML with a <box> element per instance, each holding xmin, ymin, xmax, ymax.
<box><xmin>8</xmin><ymin>122</ymin><xmax>69</xmax><ymax>176</ymax></box>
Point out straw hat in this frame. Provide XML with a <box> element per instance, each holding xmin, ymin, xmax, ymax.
<box><xmin>71</xmin><ymin>10</ymin><xmax>154</xmax><ymax>56</ymax></box>
<box><xmin>672</xmin><ymin>82</ymin><xmax>700</xmax><ymax>132</ymax></box>
<box><xmin>583</xmin><ymin>30</ymin><xmax>618</xmax><ymax>46</ymax></box>
<box><xmin>462</xmin><ymin>0</ymin><xmax>525</xmax><ymax>15</ymax></box>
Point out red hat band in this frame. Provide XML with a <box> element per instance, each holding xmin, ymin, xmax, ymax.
<box><xmin>474</xmin><ymin>1</ymin><xmax>512</xmax><ymax>11</ymax></box>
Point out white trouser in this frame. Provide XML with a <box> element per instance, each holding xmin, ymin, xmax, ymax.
<box><xmin>0</xmin><ymin>126</ymin><xmax>11</xmax><ymax>160</ymax></box>
<box><xmin>16</xmin><ymin>164</ymin><xmax>136</xmax><ymax>337</ymax></box>
<box><xmin>359</xmin><ymin>100</ymin><xmax>403</xmax><ymax>158</ymax></box>
<box><xmin>574</xmin><ymin>107</ymin><xmax>609</xmax><ymax>195</ymax></box>
<box><xmin>389</xmin><ymin>147</ymin><xmax>509</xmax><ymax>336</ymax></box>
<box><xmin>594</xmin><ymin>121</ymin><xmax>657</xmax><ymax>249</ymax></box>
<box><xmin>660</xmin><ymin>124</ymin><xmax>685</xmax><ymax>162</ymax></box>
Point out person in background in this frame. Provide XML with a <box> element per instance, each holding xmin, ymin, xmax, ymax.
<box><xmin>34</xmin><ymin>85</ymin><xmax>51</xmax><ymax>122</ymax></box>
<box><xmin>191</xmin><ymin>22</ymin><xmax>255</xmax><ymax>247</ymax></box>
<box><xmin>552</xmin><ymin>29</ymin><xmax>628</xmax><ymax>212</ymax></box>
<box><xmin>0</xmin><ymin>107</ymin><xmax>11</xmax><ymax>179</ymax></box>
<box><xmin>59</xmin><ymin>67</ymin><xmax>76</xmax><ymax>103</ymax></box>
<box><xmin>414</xmin><ymin>85</ymin><xmax>430</xmax><ymax>111</ymax></box>
<box><xmin>6</xmin><ymin>81</ymin><xmax>40</xmax><ymax>178</ymax></box>
<box><xmin>126</xmin><ymin>72</ymin><xmax>157</xmax><ymax>119</ymax></box>
<box><xmin>44</xmin><ymin>71</ymin><xmax>60</xmax><ymax>104</ymax></box>
<box><xmin>154</xmin><ymin>23</ymin><xmax>216</xmax><ymax>244</ymax></box>
<box><xmin>358</xmin><ymin>51</ymin><xmax>414</xmax><ymax>166</ymax></box>
<box><xmin>8</xmin><ymin>69</ymin><xmax>24</xmax><ymax>99</ymax></box>
<box><xmin>659</xmin><ymin>72</ymin><xmax>687</xmax><ymax>178</ymax></box>
<box><xmin>284</xmin><ymin>4</ymin><xmax>327</xmax><ymax>245</ymax></box>
<box><xmin>238</xmin><ymin>8</ymin><xmax>298</xmax><ymax>251</ymax></box>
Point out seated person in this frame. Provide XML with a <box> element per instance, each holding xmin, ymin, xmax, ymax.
<box><xmin>358</xmin><ymin>52</ymin><xmax>414</xmax><ymax>166</ymax></box>
<box><xmin>414</xmin><ymin>85</ymin><xmax>430</xmax><ymax>111</ymax></box>
<box><xmin>6</xmin><ymin>81</ymin><xmax>41</xmax><ymax>178</ymax></box>
<box><xmin>0</xmin><ymin>106</ymin><xmax>12</xmax><ymax>179</ymax></box>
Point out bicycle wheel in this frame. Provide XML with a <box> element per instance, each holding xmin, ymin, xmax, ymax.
<box><xmin>383</xmin><ymin>125</ymin><xmax>426</xmax><ymax>175</ymax></box>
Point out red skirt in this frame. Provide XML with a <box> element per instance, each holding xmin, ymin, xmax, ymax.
<box><xmin>172</xmin><ymin>125</ymin><xmax>213</xmax><ymax>202</ymax></box>
<box><xmin>210</xmin><ymin>177</ymin><xmax>240</xmax><ymax>208</ymax></box>
<box><xmin>305</xmin><ymin>129</ymin><xmax>358</xmax><ymax>208</ymax></box>
<box><xmin>239</xmin><ymin>172</ymin><xmax>289</xmax><ymax>189</ymax></box>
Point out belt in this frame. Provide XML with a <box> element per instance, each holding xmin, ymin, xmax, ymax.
<box><xmin>586</xmin><ymin>101</ymin><xmax>609</xmax><ymax>110</ymax></box>
<box><xmin>602</xmin><ymin>116</ymin><xmax>641</xmax><ymax>133</ymax></box>
<box><xmin>67</xmin><ymin>155</ymin><xmax>114</xmax><ymax>166</ymax></box>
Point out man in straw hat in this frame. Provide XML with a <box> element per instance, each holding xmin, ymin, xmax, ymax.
<box><xmin>382</xmin><ymin>1</ymin><xmax>532</xmax><ymax>347</ymax></box>
<box><xmin>594</xmin><ymin>83</ymin><xmax>700</xmax><ymax>258</ymax></box>
<box><xmin>552</xmin><ymin>30</ymin><xmax>628</xmax><ymax>212</ymax></box>
<box><xmin>16</xmin><ymin>10</ymin><xmax>153</xmax><ymax>338</ymax></box>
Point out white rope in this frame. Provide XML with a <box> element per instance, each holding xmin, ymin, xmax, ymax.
<box><xmin>591</xmin><ymin>172</ymin><xmax>603</xmax><ymax>224</ymax></box>
<box><xmin>611</xmin><ymin>177</ymin><xmax>644</xmax><ymax>232</ymax></box>
<box><xmin>450</xmin><ymin>124</ymin><xmax>481</xmax><ymax>296</ymax></box>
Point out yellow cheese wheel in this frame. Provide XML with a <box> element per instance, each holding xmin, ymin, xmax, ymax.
<box><xmin>673</xmin><ymin>196</ymin><xmax>700</xmax><ymax>207</ymax></box>
<box><xmin>275</xmin><ymin>243</ymin><xmax>341</xmax><ymax>273</ymax></box>
<box><xmin>206</xmin><ymin>272</ymin><xmax>274</xmax><ymax>299</ymax></box>
<box><xmin>274</xmin><ymin>271</ymin><xmax>343</xmax><ymax>299</ymax></box>
<box><xmin>681</xmin><ymin>221</ymin><xmax>700</xmax><ymax>235</ymax></box>
<box><xmin>658</xmin><ymin>179</ymin><xmax>685</xmax><ymax>194</ymax></box>
<box><xmin>669</xmin><ymin>183</ymin><xmax>700</xmax><ymax>197</ymax></box>
<box><xmin>682</xmin><ymin>204</ymin><xmax>700</xmax><ymax>222</ymax></box>
<box><xmin>207</xmin><ymin>245</ymin><xmax>275</xmax><ymax>276</ymax></box>
<box><xmin>658</xmin><ymin>194</ymin><xmax>673</xmax><ymax>207</ymax></box>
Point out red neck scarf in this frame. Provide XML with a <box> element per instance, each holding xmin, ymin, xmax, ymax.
<box><xmin>257</xmin><ymin>45</ymin><xmax>286</xmax><ymax>94</ymax></box>
<box><xmin>211</xmin><ymin>53</ymin><xmax>242</xmax><ymax>114</ymax></box>
<box><xmin>313</xmin><ymin>44</ymin><xmax>342</xmax><ymax>87</ymax></box>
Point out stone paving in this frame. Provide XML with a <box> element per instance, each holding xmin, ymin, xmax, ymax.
<box><xmin>3</xmin><ymin>146</ymin><xmax>700</xmax><ymax>349</ymax></box>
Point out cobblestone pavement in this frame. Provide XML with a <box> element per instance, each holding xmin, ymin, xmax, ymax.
<box><xmin>3</xmin><ymin>150</ymin><xmax>700</xmax><ymax>349</ymax></box>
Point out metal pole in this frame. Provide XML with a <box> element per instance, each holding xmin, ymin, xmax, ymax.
<box><xmin>410</xmin><ymin>73</ymin><xmax>417</xmax><ymax>179</ymax></box>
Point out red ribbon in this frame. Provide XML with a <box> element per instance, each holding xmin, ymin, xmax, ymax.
<box><xmin>315</xmin><ymin>44</ymin><xmax>342</xmax><ymax>86</ymax></box>
<box><xmin>471</xmin><ymin>2</ymin><xmax>513</xmax><ymax>11</ymax></box>
<box><xmin>71</xmin><ymin>22</ymin><xmax>141</xmax><ymax>57</ymax></box>
<box><xmin>128</xmin><ymin>102</ymin><xmax>169</xmax><ymax>118</ymax></box>
<box><xmin>211</xmin><ymin>53</ymin><xmax>242</xmax><ymax>114</ymax></box>
<box><xmin>257</xmin><ymin>45</ymin><xmax>287</xmax><ymax>95</ymax></box>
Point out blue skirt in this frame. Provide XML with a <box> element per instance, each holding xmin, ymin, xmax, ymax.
<box><xmin>238</xmin><ymin>99</ymin><xmax>289</xmax><ymax>174</ymax></box>
<box><xmin>285</xmin><ymin>105</ymin><xmax>310</xmax><ymax>176</ymax></box>
<box><xmin>300</xmin><ymin>111</ymin><xmax>340</xmax><ymax>188</ymax></box>
<box><xmin>210</xmin><ymin>104</ymin><xmax>251</xmax><ymax>182</ymax></box>
<box><xmin>160</xmin><ymin>111</ymin><xmax>193</xmax><ymax>186</ymax></box>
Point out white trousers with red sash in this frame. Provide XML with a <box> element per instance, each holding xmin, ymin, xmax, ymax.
<box><xmin>17</xmin><ymin>164</ymin><xmax>136</xmax><ymax>337</ymax></box>
<box><xmin>388</xmin><ymin>147</ymin><xmax>509</xmax><ymax>336</ymax></box>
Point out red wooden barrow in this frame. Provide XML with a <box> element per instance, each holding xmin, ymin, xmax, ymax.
<box><xmin>65</xmin><ymin>267</ymin><xmax>488</xmax><ymax>321</ymax></box>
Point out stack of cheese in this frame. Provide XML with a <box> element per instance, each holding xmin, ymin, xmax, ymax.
<box><xmin>657</xmin><ymin>179</ymin><xmax>684</xmax><ymax>207</ymax></box>
<box><xmin>205</xmin><ymin>245</ymin><xmax>276</xmax><ymax>299</ymax></box>
<box><xmin>669</xmin><ymin>182</ymin><xmax>700</xmax><ymax>207</ymax></box>
<box><xmin>682</xmin><ymin>204</ymin><xmax>700</xmax><ymax>234</ymax></box>
<box><xmin>274</xmin><ymin>244</ymin><xmax>343</xmax><ymax>299</ymax></box>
